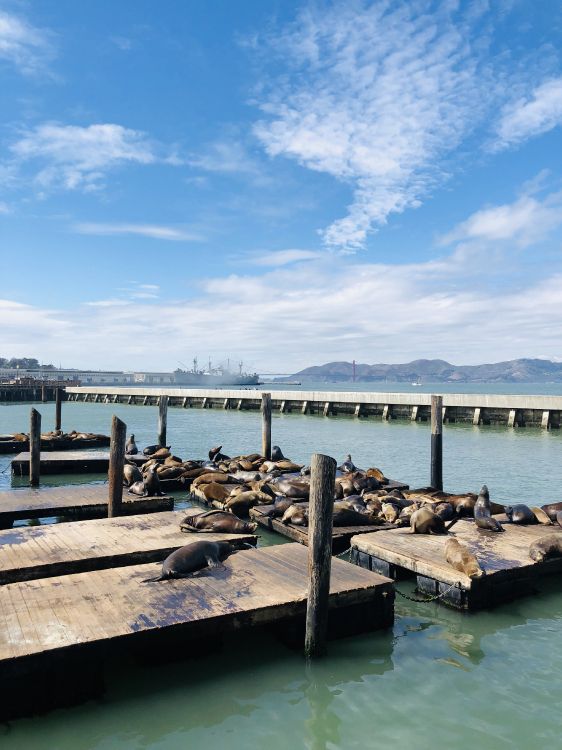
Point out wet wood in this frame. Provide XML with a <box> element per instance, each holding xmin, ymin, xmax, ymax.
<box><xmin>0</xmin><ymin>509</ymin><xmax>256</xmax><ymax>584</ymax></box>
<box><xmin>108</xmin><ymin>416</ymin><xmax>126</xmax><ymax>518</ymax></box>
<box><xmin>158</xmin><ymin>395</ymin><xmax>168</xmax><ymax>446</ymax></box>
<box><xmin>55</xmin><ymin>388</ymin><xmax>63</xmax><ymax>431</ymax></box>
<box><xmin>0</xmin><ymin>484</ymin><xmax>173</xmax><ymax>527</ymax></box>
<box><xmin>261</xmin><ymin>392</ymin><xmax>272</xmax><ymax>460</ymax></box>
<box><xmin>351</xmin><ymin>520</ymin><xmax>562</xmax><ymax>609</ymax></box>
<box><xmin>305</xmin><ymin>453</ymin><xmax>336</xmax><ymax>657</ymax></box>
<box><xmin>430</xmin><ymin>394</ymin><xmax>443</xmax><ymax>491</ymax></box>
<box><xmin>29</xmin><ymin>408</ymin><xmax>41</xmax><ymax>487</ymax></box>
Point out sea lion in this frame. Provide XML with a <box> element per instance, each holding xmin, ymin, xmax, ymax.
<box><xmin>259</xmin><ymin>497</ymin><xmax>294</xmax><ymax>518</ymax></box>
<box><xmin>338</xmin><ymin>454</ymin><xmax>357</xmax><ymax>473</ymax></box>
<box><xmin>557</xmin><ymin>511</ymin><xmax>562</xmax><ymax>528</ymax></box>
<box><xmin>149</xmin><ymin>446</ymin><xmax>172</xmax><ymax>459</ymax></box>
<box><xmin>209</xmin><ymin>446</ymin><xmax>230</xmax><ymax>462</ymax></box>
<box><xmin>143</xmin><ymin>465</ymin><xmax>163</xmax><ymax>496</ymax></box>
<box><xmin>332</xmin><ymin>508</ymin><xmax>383</xmax><ymax>527</ymax></box>
<box><xmin>444</xmin><ymin>538</ymin><xmax>484</xmax><ymax>579</ymax></box>
<box><xmin>529</xmin><ymin>506</ymin><xmax>553</xmax><ymax>525</ymax></box>
<box><xmin>224</xmin><ymin>491</ymin><xmax>272</xmax><ymax>513</ymax></box>
<box><xmin>474</xmin><ymin>485</ymin><xmax>504</xmax><ymax>532</ymax></box>
<box><xmin>128</xmin><ymin>480</ymin><xmax>145</xmax><ymax>496</ymax></box>
<box><xmin>197</xmin><ymin>482</ymin><xmax>231</xmax><ymax>503</ymax></box>
<box><xmin>528</xmin><ymin>535</ymin><xmax>562</xmax><ymax>562</ymax></box>
<box><xmin>380</xmin><ymin>503</ymin><xmax>400</xmax><ymax>524</ymax></box>
<box><xmin>273</xmin><ymin>479</ymin><xmax>310</xmax><ymax>499</ymax></box>
<box><xmin>271</xmin><ymin>445</ymin><xmax>285</xmax><ymax>461</ymax></box>
<box><xmin>123</xmin><ymin>463</ymin><xmax>142</xmax><ymax>486</ymax></box>
<box><xmin>143</xmin><ymin>444</ymin><xmax>161</xmax><ymax>456</ymax></box>
<box><xmin>125</xmin><ymin>434</ymin><xmax>138</xmax><ymax>455</ymax></box>
<box><xmin>281</xmin><ymin>505</ymin><xmax>308</xmax><ymax>526</ymax></box>
<box><xmin>142</xmin><ymin>540</ymin><xmax>239</xmax><ymax>582</ymax></box>
<box><xmin>541</xmin><ymin>502</ymin><xmax>562</xmax><ymax>521</ymax></box>
<box><xmin>505</xmin><ymin>504</ymin><xmax>536</xmax><ymax>524</ymax></box>
<box><xmin>180</xmin><ymin>510</ymin><xmax>257</xmax><ymax>534</ymax></box>
<box><xmin>410</xmin><ymin>507</ymin><xmax>446</xmax><ymax>534</ymax></box>
<box><xmin>434</xmin><ymin>502</ymin><xmax>455</xmax><ymax>522</ymax></box>
<box><xmin>366</xmin><ymin>467</ymin><xmax>388</xmax><ymax>483</ymax></box>
<box><xmin>274</xmin><ymin>460</ymin><xmax>304</xmax><ymax>473</ymax></box>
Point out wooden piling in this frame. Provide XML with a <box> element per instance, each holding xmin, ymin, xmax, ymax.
<box><xmin>55</xmin><ymin>388</ymin><xmax>62</xmax><ymax>431</ymax></box>
<box><xmin>108</xmin><ymin>416</ymin><xmax>126</xmax><ymax>518</ymax></box>
<box><xmin>261</xmin><ymin>392</ymin><xmax>272</xmax><ymax>460</ymax></box>
<box><xmin>158</xmin><ymin>395</ymin><xmax>168</xmax><ymax>446</ymax></box>
<box><xmin>29</xmin><ymin>408</ymin><xmax>41</xmax><ymax>487</ymax></box>
<box><xmin>305</xmin><ymin>452</ymin><xmax>337</xmax><ymax>658</ymax></box>
<box><xmin>430</xmin><ymin>394</ymin><xmax>443</xmax><ymax>491</ymax></box>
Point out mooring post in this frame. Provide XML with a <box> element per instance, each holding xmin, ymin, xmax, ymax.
<box><xmin>41</xmin><ymin>384</ymin><xmax>47</xmax><ymax>403</ymax></box>
<box><xmin>430</xmin><ymin>394</ymin><xmax>443</xmax><ymax>491</ymax></box>
<box><xmin>261</xmin><ymin>392</ymin><xmax>272</xmax><ymax>460</ymax></box>
<box><xmin>108</xmin><ymin>415</ymin><xmax>126</xmax><ymax>517</ymax></box>
<box><xmin>305</xmin><ymin>452</ymin><xmax>337</xmax><ymax>659</ymax></box>
<box><xmin>29</xmin><ymin>407</ymin><xmax>41</xmax><ymax>486</ymax></box>
<box><xmin>158</xmin><ymin>395</ymin><xmax>168</xmax><ymax>446</ymax></box>
<box><xmin>55</xmin><ymin>387</ymin><xmax>63</xmax><ymax>431</ymax></box>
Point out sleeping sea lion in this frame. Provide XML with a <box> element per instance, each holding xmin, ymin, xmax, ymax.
<box><xmin>366</xmin><ymin>467</ymin><xmax>388</xmax><ymax>483</ymax></box>
<box><xmin>541</xmin><ymin>502</ymin><xmax>562</xmax><ymax>521</ymax></box>
<box><xmin>180</xmin><ymin>510</ymin><xmax>257</xmax><ymax>534</ymax></box>
<box><xmin>273</xmin><ymin>479</ymin><xmax>310</xmax><ymax>499</ymax></box>
<box><xmin>125</xmin><ymin>434</ymin><xmax>138</xmax><ymax>455</ymax></box>
<box><xmin>529</xmin><ymin>535</ymin><xmax>562</xmax><ymax>562</ymax></box>
<box><xmin>332</xmin><ymin>508</ymin><xmax>383</xmax><ymax>527</ymax></box>
<box><xmin>434</xmin><ymin>502</ymin><xmax>455</xmax><ymax>522</ymax></box>
<box><xmin>142</xmin><ymin>540</ymin><xmax>240</xmax><ymax>582</ymax></box>
<box><xmin>259</xmin><ymin>497</ymin><xmax>294</xmax><ymax>518</ymax></box>
<box><xmin>224</xmin><ymin>491</ymin><xmax>272</xmax><ymax>513</ymax></box>
<box><xmin>529</xmin><ymin>506</ymin><xmax>553</xmax><ymax>525</ymax></box>
<box><xmin>474</xmin><ymin>485</ymin><xmax>504</xmax><ymax>532</ymax></box>
<box><xmin>444</xmin><ymin>538</ymin><xmax>484</xmax><ymax>579</ymax></box>
<box><xmin>410</xmin><ymin>507</ymin><xmax>446</xmax><ymax>534</ymax></box>
<box><xmin>281</xmin><ymin>505</ymin><xmax>308</xmax><ymax>526</ymax></box>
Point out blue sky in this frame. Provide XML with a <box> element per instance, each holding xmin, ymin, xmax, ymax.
<box><xmin>2</xmin><ymin>0</ymin><xmax>562</xmax><ymax>372</ymax></box>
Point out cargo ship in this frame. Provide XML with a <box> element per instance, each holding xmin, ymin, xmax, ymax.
<box><xmin>173</xmin><ymin>358</ymin><xmax>260</xmax><ymax>386</ymax></box>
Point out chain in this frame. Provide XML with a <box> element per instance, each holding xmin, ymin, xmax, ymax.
<box><xmin>343</xmin><ymin>546</ymin><xmax>462</xmax><ymax>603</ymax></box>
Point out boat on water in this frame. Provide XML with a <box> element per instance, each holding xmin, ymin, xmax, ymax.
<box><xmin>173</xmin><ymin>358</ymin><xmax>260</xmax><ymax>386</ymax></box>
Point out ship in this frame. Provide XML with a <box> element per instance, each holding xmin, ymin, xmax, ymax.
<box><xmin>173</xmin><ymin>358</ymin><xmax>260</xmax><ymax>386</ymax></box>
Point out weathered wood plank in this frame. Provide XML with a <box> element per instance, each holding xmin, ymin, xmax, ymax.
<box><xmin>11</xmin><ymin>451</ymin><xmax>145</xmax><ymax>475</ymax></box>
<box><xmin>0</xmin><ymin>510</ymin><xmax>256</xmax><ymax>584</ymax></box>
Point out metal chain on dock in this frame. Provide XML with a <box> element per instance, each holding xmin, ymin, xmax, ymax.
<box><xmin>342</xmin><ymin>546</ymin><xmax>462</xmax><ymax>604</ymax></box>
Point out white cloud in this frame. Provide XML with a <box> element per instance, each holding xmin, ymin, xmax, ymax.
<box><xmin>252</xmin><ymin>249</ymin><xmax>324</xmax><ymax>266</ymax></box>
<box><xmin>10</xmin><ymin>123</ymin><xmax>159</xmax><ymax>191</ymax></box>
<box><xmin>254</xmin><ymin>2</ymin><xmax>493</xmax><ymax>251</ymax></box>
<box><xmin>4</xmin><ymin>247</ymin><xmax>562</xmax><ymax>371</ymax></box>
<box><xmin>0</xmin><ymin>10</ymin><xmax>54</xmax><ymax>75</ymax></box>
<box><xmin>73</xmin><ymin>222</ymin><xmax>201</xmax><ymax>241</ymax></box>
<box><xmin>440</xmin><ymin>189</ymin><xmax>562</xmax><ymax>247</ymax></box>
<box><xmin>494</xmin><ymin>77</ymin><xmax>562</xmax><ymax>150</ymax></box>
<box><xmin>0</xmin><ymin>201</ymin><xmax>12</xmax><ymax>214</ymax></box>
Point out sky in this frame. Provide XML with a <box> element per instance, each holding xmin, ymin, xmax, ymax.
<box><xmin>2</xmin><ymin>0</ymin><xmax>562</xmax><ymax>373</ymax></box>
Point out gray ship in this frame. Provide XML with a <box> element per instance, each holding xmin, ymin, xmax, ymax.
<box><xmin>173</xmin><ymin>358</ymin><xmax>260</xmax><ymax>386</ymax></box>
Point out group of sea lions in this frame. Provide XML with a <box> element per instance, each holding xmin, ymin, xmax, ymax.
<box><xmin>4</xmin><ymin>429</ymin><xmax>108</xmax><ymax>443</ymax></box>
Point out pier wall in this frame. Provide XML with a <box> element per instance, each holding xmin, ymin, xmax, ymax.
<box><xmin>64</xmin><ymin>387</ymin><xmax>562</xmax><ymax>429</ymax></box>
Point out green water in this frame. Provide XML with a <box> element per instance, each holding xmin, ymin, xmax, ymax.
<box><xmin>1</xmin><ymin>399</ymin><xmax>562</xmax><ymax>748</ymax></box>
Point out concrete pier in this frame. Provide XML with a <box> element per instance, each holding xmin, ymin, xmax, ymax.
<box><xmin>64</xmin><ymin>387</ymin><xmax>562</xmax><ymax>429</ymax></box>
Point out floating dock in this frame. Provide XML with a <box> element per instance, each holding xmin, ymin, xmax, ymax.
<box><xmin>351</xmin><ymin>520</ymin><xmax>562</xmax><ymax>610</ymax></box>
<box><xmin>0</xmin><ymin>509</ymin><xmax>255</xmax><ymax>584</ymax></box>
<box><xmin>66</xmin><ymin>386</ymin><xmax>562</xmax><ymax>428</ymax></box>
<box><xmin>0</xmin><ymin>544</ymin><xmax>393</xmax><ymax>720</ymax></box>
<box><xmin>11</xmin><ymin>450</ymin><xmax>146</xmax><ymax>475</ymax></box>
<box><xmin>0</xmin><ymin>484</ymin><xmax>173</xmax><ymax>528</ymax></box>
<box><xmin>250</xmin><ymin>502</ymin><xmax>395</xmax><ymax>554</ymax></box>
<box><xmin>0</xmin><ymin>436</ymin><xmax>110</xmax><ymax>454</ymax></box>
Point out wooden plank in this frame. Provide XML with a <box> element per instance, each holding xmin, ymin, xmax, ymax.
<box><xmin>0</xmin><ymin>484</ymin><xmax>173</xmax><ymax>525</ymax></box>
<box><xmin>0</xmin><ymin>544</ymin><xmax>393</xmax><ymax>664</ymax></box>
<box><xmin>351</xmin><ymin>520</ymin><xmax>562</xmax><ymax>590</ymax></box>
<box><xmin>11</xmin><ymin>451</ymin><xmax>145</xmax><ymax>475</ymax></box>
<box><xmin>0</xmin><ymin>436</ymin><xmax>110</xmax><ymax>454</ymax></box>
<box><xmin>0</xmin><ymin>510</ymin><xmax>257</xmax><ymax>584</ymax></box>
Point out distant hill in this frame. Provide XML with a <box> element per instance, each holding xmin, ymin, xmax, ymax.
<box><xmin>287</xmin><ymin>358</ymin><xmax>562</xmax><ymax>383</ymax></box>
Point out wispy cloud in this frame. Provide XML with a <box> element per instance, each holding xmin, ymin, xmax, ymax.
<box><xmin>73</xmin><ymin>222</ymin><xmax>202</xmax><ymax>241</ymax></box>
<box><xmin>493</xmin><ymin>77</ymin><xmax>562</xmax><ymax>151</ymax></box>
<box><xmin>10</xmin><ymin>123</ymin><xmax>163</xmax><ymax>192</ymax></box>
<box><xmin>252</xmin><ymin>249</ymin><xmax>324</xmax><ymax>266</ymax></box>
<box><xmin>440</xmin><ymin>188</ymin><xmax>562</xmax><ymax>247</ymax></box>
<box><xmin>0</xmin><ymin>9</ymin><xmax>55</xmax><ymax>75</ymax></box>
<box><xmin>0</xmin><ymin>201</ymin><xmax>12</xmax><ymax>215</ymax></box>
<box><xmin>187</xmin><ymin>139</ymin><xmax>269</xmax><ymax>185</ymax></box>
<box><xmin>253</xmin><ymin>2</ymin><xmax>494</xmax><ymax>251</ymax></box>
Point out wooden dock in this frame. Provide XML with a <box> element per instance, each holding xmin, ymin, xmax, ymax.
<box><xmin>0</xmin><ymin>484</ymin><xmax>173</xmax><ymax>528</ymax></box>
<box><xmin>0</xmin><ymin>509</ymin><xmax>256</xmax><ymax>584</ymax></box>
<box><xmin>0</xmin><ymin>544</ymin><xmax>393</xmax><ymax>720</ymax></box>
<box><xmin>0</xmin><ymin>436</ymin><xmax>110</xmax><ymax>454</ymax></box>
<box><xmin>351</xmin><ymin>520</ymin><xmax>562</xmax><ymax>610</ymax></box>
<box><xmin>11</xmin><ymin>450</ymin><xmax>146</xmax><ymax>475</ymax></box>
<box><xmin>250</xmin><ymin>502</ymin><xmax>395</xmax><ymax>554</ymax></box>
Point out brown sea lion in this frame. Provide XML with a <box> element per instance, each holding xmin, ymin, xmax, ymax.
<box><xmin>332</xmin><ymin>508</ymin><xmax>383</xmax><ymax>527</ymax></box>
<box><xmin>281</xmin><ymin>505</ymin><xmax>308</xmax><ymax>526</ymax></box>
<box><xmin>149</xmin><ymin>447</ymin><xmax>172</xmax><ymax>459</ymax></box>
<box><xmin>529</xmin><ymin>535</ymin><xmax>562</xmax><ymax>562</ymax></box>
<box><xmin>410</xmin><ymin>507</ymin><xmax>446</xmax><ymax>534</ymax></box>
<box><xmin>197</xmin><ymin>483</ymin><xmax>231</xmax><ymax>502</ymax></box>
<box><xmin>273</xmin><ymin>479</ymin><xmax>310</xmax><ymax>499</ymax></box>
<box><xmin>259</xmin><ymin>497</ymin><xmax>294</xmax><ymax>518</ymax></box>
<box><xmin>143</xmin><ymin>465</ymin><xmax>163</xmax><ymax>496</ymax></box>
<box><xmin>556</xmin><ymin>511</ymin><xmax>562</xmax><ymax>528</ymax></box>
<box><xmin>474</xmin><ymin>485</ymin><xmax>504</xmax><ymax>532</ymax></box>
<box><xmin>125</xmin><ymin>434</ymin><xmax>138</xmax><ymax>455</ymax></box>
<box><xmin>271</xmin><ymin>445</ymin><xmax>285</xmax><ymax>461</ymax></box>
<box><xmin>434</xmin><ymin>502</ymin><xmax>455</xmax><ymax>522</ymax></box>
<box><xmin>142</xmin><ymin>540</ymin><xmax>240</xmax><ymax>582</ymax></box>
<box><xmin>180</xmin><ymin>510</ymin><xmax>257</xmax><ymax>534</ymax></box>
<box><xmin>541</xmin><ymin>502</ymin><xmax>562</xmax><ymax>521</ymax></box>
<box><xmin>529</xmin><ymin>506</ymin><xmax>553</xmax><ymax>525</ymax></box>
<box><xmin>380</xmin><ymin>502</ymin><xmax>400</xmax><ymax>524</ymax></box>
<box><xmin>128</xmin><ymin>480</ymin><xmax>145</xmax><ymax>496</ymax></box>
<box><xmin>444</xmin><ymin>538</ymin><xmax>484</xmax><ymax>579</ymax></box>
<box><xmin>366</xmin><ymin>467</ymin><xmax>388</xmax><ymax>483</ymax></box>
<box><xmin>123</xmin><ymin>463</ymin><xmax>142</xmax><ymax>486</ymax></box>
<box><xmin>224</xmin><ymin>491</ymin><xmax>272</xmax><ymax>513</ymax></box>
